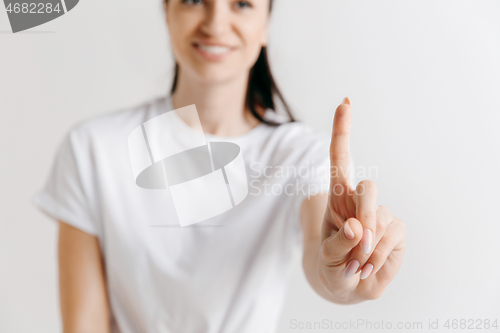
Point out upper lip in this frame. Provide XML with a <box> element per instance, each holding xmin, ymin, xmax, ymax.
<box><xmin>193</xmin><ymin>41</ymin><xmax>234</xmax><ymax>48</ymax></box>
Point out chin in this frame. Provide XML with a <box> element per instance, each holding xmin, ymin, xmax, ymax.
<box><xmin>190</xmin><ymin>63</ymin><xmax>243</xmax><ymax>85</ymax></box>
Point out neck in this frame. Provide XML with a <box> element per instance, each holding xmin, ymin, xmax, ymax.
<box><xmin>171</xmin><ymin>68</ymin><xmax>262</xmax><ymax>137</ymax></box>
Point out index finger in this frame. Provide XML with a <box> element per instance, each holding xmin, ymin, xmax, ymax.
<box><xmin>330</xmin><ymin>97</ymin><xmax>352</xmax><ymax>187</ymax></box>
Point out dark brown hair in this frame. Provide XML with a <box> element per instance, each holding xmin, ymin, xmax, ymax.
<box><xmin>165</xmin><ymin>0</ymin><xmax>295</xmax><ymax>125</ymax></box>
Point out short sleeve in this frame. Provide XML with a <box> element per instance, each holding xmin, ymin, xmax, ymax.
<box><xmin>32</xmin><ymin>127</ymin><xmax>101</xmax><ymax>236</ymax></box>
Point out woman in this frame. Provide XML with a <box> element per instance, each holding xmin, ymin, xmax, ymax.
<box><xmin>34</xmin><ymin>0</ymin><xmax>406</xmax><ymax>332</ymax></box>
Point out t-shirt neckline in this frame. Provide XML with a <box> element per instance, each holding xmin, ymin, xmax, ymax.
<box><xmin>161</xmin><ymin>94</ymin><xmax>270</xmax><ymax>142</ymax></box>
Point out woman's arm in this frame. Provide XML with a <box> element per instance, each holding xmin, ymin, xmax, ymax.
<box><xmin>58</xmin><ymin>221</ymin><xmax>110</xmax><ymax>333</ymax></box>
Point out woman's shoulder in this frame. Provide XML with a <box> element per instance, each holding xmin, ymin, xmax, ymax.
<box><xmin>258</xmin><ymin>111</ymin><xmax>331</xmax><ymax>165</ymax></box>
<box><xmin>264</xmin><ymin>110</ymin><xmax>330</xmax><ymax>146</ymax></box>
<box><xmin>66</xmin><ymin>95</ymin><xmax>167</xmax><ymax>144</ymax></box>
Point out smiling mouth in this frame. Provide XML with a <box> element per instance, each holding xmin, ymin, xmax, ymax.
<box><xmin>198</xmin><ymin>44</ymin><xmax>231</xmax><ymax>54</ymax></box>
<box><xmin>192</xmin><ymin>42</ymin><xmax>235</xmax><ymax>58</ymax></box>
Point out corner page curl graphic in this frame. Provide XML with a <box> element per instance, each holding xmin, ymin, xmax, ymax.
<box><xmin>3</xmin><ymin>0</ymin><xmax>80</xmax><ymax>33</ymax></box>
<box><xmin>128</xmin><ymin>104</ymin><xmax>248</xmax><ymax>227</ymax></box>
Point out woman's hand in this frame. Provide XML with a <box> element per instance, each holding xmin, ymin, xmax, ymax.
<box><xmin>318</xmin><ymin>98</ymin><xmax>406</xmax><ymax>303</ymax></box>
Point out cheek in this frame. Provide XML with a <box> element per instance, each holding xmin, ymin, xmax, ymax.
<box><xmin>167</xmin><ymin>15</ymin><xmax>199</xmax><ymax>56</ymax></box>
<box><xmin>238</xmin><ymin>24</ymin><xmax>267</xmax><ymax>63</ymax></box>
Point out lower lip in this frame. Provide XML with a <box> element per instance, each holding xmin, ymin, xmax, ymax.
<box><xmin>193</xmin><ymin>43</ymin><xmax>233</xmax><ymax>61</ymax></box>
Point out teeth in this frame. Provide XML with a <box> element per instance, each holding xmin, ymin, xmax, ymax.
<box><xmin>198</xmin><ymin>44</ymin><xmax>231</xmax><ymax>55</ymax></box>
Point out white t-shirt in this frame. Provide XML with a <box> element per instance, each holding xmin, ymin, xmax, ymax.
<box><xmin>33</xmin><ymin>94</ymin><xmax>333</xmax><ymax>333</ymax></box>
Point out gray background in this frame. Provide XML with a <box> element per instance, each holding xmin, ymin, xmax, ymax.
<box><xmin>1</xmin><ymin>0</ymin><xmax>499</xmax><ymax>332</ymax></box>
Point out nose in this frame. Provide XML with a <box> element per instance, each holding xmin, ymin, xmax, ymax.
<box><xmin>200</xmin><ymin>1</ymin><xmax>230</xmax><ymax>36</ymax></box>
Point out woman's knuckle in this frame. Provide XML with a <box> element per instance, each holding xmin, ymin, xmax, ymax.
<box><xmin>358</xmin><ymin>179</ymin><xmax>377</xmax><ymax>191</ymax></box>
<box><xmin>366</xmin><ymin>288</ymin><xmax>384</xmax><ymax>300</ymax></box>
<box><xmin>370</xmin><ymin>247</ymin><xmax>385</xmax><ymax>264</ymax></box>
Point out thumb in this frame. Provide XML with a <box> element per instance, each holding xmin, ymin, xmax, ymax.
<box><xmin>321</xmin><ymin>218</ymin><xmax>363</xmax><ymax>266</ymax></box>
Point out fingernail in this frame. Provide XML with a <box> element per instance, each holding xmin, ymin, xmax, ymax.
<box><xmin>360</xmin><ymin>263</ymin><xmax>374</xmax><ymax>280</ymax></box>
<box><xmin>344</xmin><ymin>260</ymin><xmax>360</xmax><ymax>279</ymax></box>
<box><xmin>360</xmin><ymin>229</ymin><xmax>373</xmax><ymax>254</ymax></box>
<box><xmin>341</xmin><ymin>97</ymin><xmax>351</xmax><ymax>105</ymax></box>
<box><xmin>344</xmin><ymin>221</ymin><xmax>355</xmax><ymax>240</ymax></box>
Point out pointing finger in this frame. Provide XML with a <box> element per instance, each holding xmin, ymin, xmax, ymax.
<box><xmin>329</xmin><ymin>98</ymin><xmax>352</xmax><ymax>189</ymax></box>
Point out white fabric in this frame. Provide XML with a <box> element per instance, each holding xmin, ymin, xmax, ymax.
<box><xmin>33</xmin><ymin>94</ymin><xmax>334</xmax><ymax>333</ymax></box>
